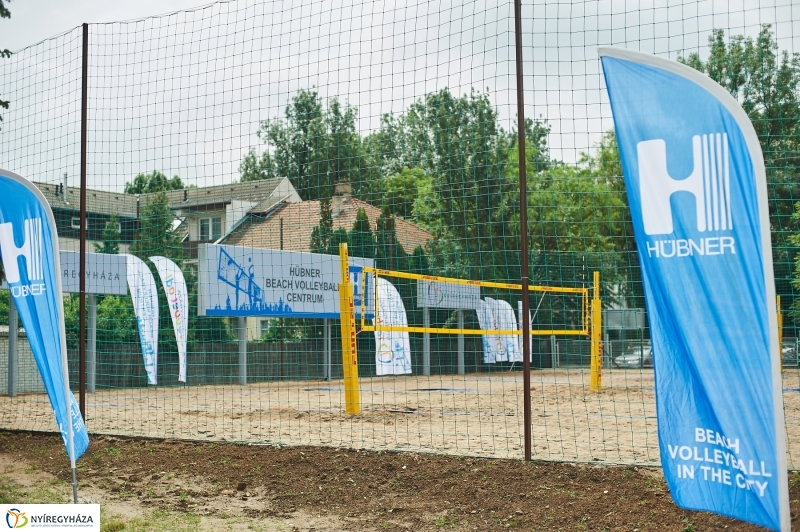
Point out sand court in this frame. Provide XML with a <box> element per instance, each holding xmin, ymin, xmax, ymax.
<box><xmin>3</xmin><ymin>368</ymin><xmax>800</xmax><ymax>467</ymax></box>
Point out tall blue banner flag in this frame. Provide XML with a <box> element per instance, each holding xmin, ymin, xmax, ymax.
<box><xmin>0</xmin><ymin>169</ymin><xmax>89</xmax><ymax>463</ymax></box>
<box><xmin>599</xmin><ymin>48</ymin><xmax>789</xmax><ymax>530</ymax></box>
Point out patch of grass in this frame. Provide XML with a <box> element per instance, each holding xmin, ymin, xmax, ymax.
<box><xmin>106</xmin><ymin>447</ymin><xmax>122</xmax><ymax>457</ymax></box>
<box><xmin>434</xmin><ymin>514</ymin><xmax>456</xmax><ymax>528</ymax></box>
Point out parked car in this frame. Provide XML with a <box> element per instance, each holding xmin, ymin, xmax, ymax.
<box><xmin>782</xmin><ymin>343</ymin><xmax>799</xmax><ymax>368</ymax></box>
<box><xmin>612</xmin><ymin>342</ymin><xmax>653</xmax><ymax>369</ymax></box>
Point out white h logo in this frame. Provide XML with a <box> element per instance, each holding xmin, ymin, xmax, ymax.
<box><xmin>0</xmin><ymin>218</ymin><xmax>44</xmax><ymax>283</ymax></box>
<box><xmin>638</xmin><ymin>134</ymin><xmax>732</xmax><ymax>235</ymax></box>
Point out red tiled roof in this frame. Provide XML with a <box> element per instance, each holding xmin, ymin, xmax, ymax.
<box><xmin>222</xmin><ymin>197</ymin><xmax>432</xmax><ymax>253</ymax></box>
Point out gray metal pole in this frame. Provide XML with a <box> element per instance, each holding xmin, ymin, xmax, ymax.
<box><xmin>238</xmin><ymin>317</ymin><xmax>247</xmax><ymax>385</ymax></box>
<box><xmin>7</xmin><ymin>297</ymin><xmax>17</xmax><ymax>397</ymax></box>
<box><xmin>86</xmin><ymin>294</ymin><xmax>97</xmax><ymax>393</ymax></box>
<box><xmin>324</xmin><ymin>318</ymin><xmax>331</xmax><ymax>381</ymax></box>
<box><xmin>423</xmin><ymin>305</ymin><xmax>430</xmax><ymax>376</ymax></box>
<box><xmin>550</xmin><ymin>335</ymin><xmax>557</xmax><ymax>370</ymax></box>
<box><xmin>603</xmin><ymin>332</ymin><xmax>610</xmax><ymax>369</ymax></box>
<box><xmin>457</xmin><ymin>309</ymin><xmax>465</xmax><ymax>375</ymax></box>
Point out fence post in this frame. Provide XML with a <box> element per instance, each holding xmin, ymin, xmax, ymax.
<box><xmin>590</xmin><ymin>271</ymin><xmax>602</xmax><ymax>391</ymax></box>
<box><xmin>87</xmin><ymin>294</ymin><xmax>97</xmax><ymax>393</ymax></box>
<box><xmin>457</xmin><ymin>309</ymin><xmax>465</xmax><ymax>375</ymax></box>
<box><xmin>777</xmin><ymin>296</ymin><xmax>783</xmax><ymax>372</ymax></box>
<box><xmin>338</xmin><ymin>243</ymin><xmax>360</xmax><ymax>414</ymax></box>
<box><xmin>7</xmin><ymin>297</ymin><xmax>17</xmax><ymax>397</ymax></box>
<box><xmin>238</xmin><ymin>316</ymin><xmax>247</xmax><ymax>385</ymax></box>
<box><xmin>550</xmin><ymin>335</ymin><xmax>557</xmax><ymax>369</ymax></box>
<box><xmin>423</xmin><ymin>304</ymin><xmax>431</xmax><ymax>376</ymax></box>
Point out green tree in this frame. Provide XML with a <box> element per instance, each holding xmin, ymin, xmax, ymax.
<box><xmin>93</xmin><ymin>214</ymin><xmax>121</xmax><ymax>255</ymax></box>
<box><xmin>375</xmin><ymin>208</ymin><xmax>406</xmax><ymax>271</ymax></box>
<box><xmin>680</xmin><ymin>25</ymin><xmax>800</xmax><ymax>325</ymax></box>
<box><xmin>250</xmin><ymin>90</ymin><xmax>362</xmax><ymax>200</ymax></box>
<box><xmin>309</xmin><ymin>197</ymin><xmax>333</xmax><ymax>254</ymax></box>
<box><xmin>349</xmin><ymin>208</ymin><xmax>375</xmax><ymax>259</ymax></box>
<box><xmin>381</xmin><ymin>167</ymin><xmax>428</xmax><ymax>219</ymax></box>
<box><xmin>130</xmin><ymin>191</ymin><xmax>182</xmax><ymax>261</ymax></box>
<box><xmin>327</xmin><ymin>227</ymin><xmax>350</xmax><ymax>256</ymax></box>
<box><xmin>125</xmin><ymin>171</ymin><xmax>185</xmax><ymax>194</ymax></box>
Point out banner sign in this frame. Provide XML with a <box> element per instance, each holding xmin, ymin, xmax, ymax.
<box><xmin>60</xmin><ymin>251</ymin><xmax>127</xmax><ymax>295</ymax></box>
<box><xmin>197</xmin><ymin>244</ymin><xmax>373</xmax><ymax>319</ymax></box>
<box><xmin>476</xmin><ymin>298</ymin><xmax>505</xmax><ymax>363</ymax></box>
<box><xmin>374</xmin><ymin>277</ymin><xmax>412</xmax><ymax>375</ymax></box>
<box><xmin>600</xmin><ymin>47</ymin><xmax>789</xmax><ymax>530</ymax></box>
<box><xmin>417</xmin><ymin>279</ymin><xmax>480</xmax><ymax>309</ymax></box>
<box><xmin>0</xmin><ymin>169</ymin><xmax>89</xmax><ymax>463</ymax></box>
<box><xmin>494</xmin><ymin>298</ymin><xmax>521</xmax><ymax>362</ymax></box>
<box><xmin>124</xmin><ymin>254</ymin><xmax>159</xmax><ymax>385</ymax></box>
<box><xmin>150</xmin><ymin>256</ymin><xmax>188</xmax><ymax>383</ymax></box>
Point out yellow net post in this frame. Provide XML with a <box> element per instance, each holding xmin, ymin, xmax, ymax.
<box><xmin>778</xmin><ymin>296</ymin><xmax>784</xmax><ymax>373</ymax></box>
<box><xmin>590</xmin><ymin>271</ymin><xmax>602</xmax><ymax>391</ymax></box>
<box><xmin>338</xmin><ymin>243</ymin><xmax>361</xmax><ymax>414</ymax></box>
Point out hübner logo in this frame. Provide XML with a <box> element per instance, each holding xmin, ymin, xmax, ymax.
<box><xmin>638</xmin><ymin>134</ymin><xmax>736</xmax><ymax>259</ymax></box>
<box><xmin>0</xmin><ymin>218</ymin><xmax>47</xmax><ymax>296</ymax></box>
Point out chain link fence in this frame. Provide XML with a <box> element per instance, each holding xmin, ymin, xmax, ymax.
<box><xmin>1</xmin><ymin>0</ymin><xmax>799</xmax><ymax>466</ymax></box>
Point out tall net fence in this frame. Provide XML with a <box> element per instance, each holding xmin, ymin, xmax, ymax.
<box><xmin>0</xmin><ymin>0</ymin><xmax>799</xmax><ymax>466</ymax></box>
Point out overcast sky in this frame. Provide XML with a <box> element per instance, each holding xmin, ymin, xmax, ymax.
<box><xmin>4</xmin><ymin>0</ymin><xmax>216</xmax><ymax>52</ymax></box>
<box><xmin>1</xmin><ymin>0</ymin><xmax>799</xmax><ymax>191</ymax></box>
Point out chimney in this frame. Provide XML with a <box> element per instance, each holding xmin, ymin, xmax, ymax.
<box><xmin>331</xmin><ymin>182</ymin><xmax>351</xmax><ymax>217</ymax></box>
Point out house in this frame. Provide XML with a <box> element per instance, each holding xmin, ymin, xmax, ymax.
<box><xmin>34</xmin><ymin>180</ymin><xmax>140</xmax><ymax>253</ymax></box>
<box><xmin>33</xmin><ymin>177</ymin><xmax>302</xmax><ymax>260</ymax></box>
<box><xmin>220</xmin><ymin>183</ymin><xmax>434</xmax><ymax>339</ymax></box>
<box><xmin>222</xmin><ymin>184</ymin><xmax>433</xmax><ymax>254</ymax></box>
<box><xmin>164</xmin><ymin>177</ymin><xmax>301</xmax><ymax>261</ymax></box>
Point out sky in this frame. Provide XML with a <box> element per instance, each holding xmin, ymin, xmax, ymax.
<box><xmin>1</xmin><ymin>0</ymin><xmax>799</xmax><ymax>191</ymax></box>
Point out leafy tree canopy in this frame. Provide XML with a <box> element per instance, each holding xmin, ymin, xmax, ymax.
<box><xmin>125</xmin><ymin>171</ymin><xmax>185</xmax><ymax>194</ymax></box>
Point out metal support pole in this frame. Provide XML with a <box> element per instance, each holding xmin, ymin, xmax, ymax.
<box><xmin>7</xmin><ymin>297</ymin><xmax>17</xmax><ymax>397</ymax></box>
<box><xmin>422</xmin><ymin>305</ymin><xmax>431</xmax><ymax>376</ymax></box>
<box><xmin>603</xmin><ymin>332</ymin><xmax>609</xmax><ymax>369</ymax></box>
<box><xmin>590</xmin><ymin>271</ymin><xmax>603</xmax><ymax>391</ymax></box>
<box><xmin>338</xmin><ymin>243</ymin><xmax>360</xmax><ymax>414</ymax></box>
<box><xmin>86</xmin><ymin>294</ymin><xmax>97</xmax><ymax>393</ymax></box>
<box><xmin>513</xmin><ymin>0</ymin><xmax>532</xmax><ymax>461</ymax></box>
<box><xmin>550</xmin><ymin>335</ymin><xmax>557</xmax><ymax>370</ymax></box>
<box><xmin>777</xmin><ymin>295</ymin><xmax>783</xmax><ymax>372</ymax></box>
<box><xmin>457</xmin><ymin>309</ymin><xmax>465</xmax><ymax>375</ymax></box>
<box><xmin>238</xmin><ymin>316</ymin><xmax>247</xmax><ymax>385</ymax></box>
<box><xmin>78</xmin><ymin>23</ymin><xmax>89</xmax><ymax>419</ymax></box>
<box><xmin>324</xmin><ymin>318</ymin><xmax>331</xmax><ymax>381</ymax></box>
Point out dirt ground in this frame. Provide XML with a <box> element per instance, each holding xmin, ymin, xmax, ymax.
<box><xmin>1</xmin><ymin>430</ymin><xmax>799</xmax><ymax>531</ymax></box>
<box><xmin>3</xmin><ymin>369</ymin><xmax>800</xmax><ymax>468</ymax></box>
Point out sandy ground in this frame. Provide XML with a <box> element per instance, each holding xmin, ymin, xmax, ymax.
<box><xmin>3</xmin><ymin>368</ymin><xmax>800</xmax><ymax>467</ymax></box>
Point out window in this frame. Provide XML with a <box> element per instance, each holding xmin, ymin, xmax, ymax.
<box><xmin>71</xmin><ymin>217</ymin><xmax>81</xmax><ymax>229</ymax></box>
<box><xmin>198</xmin><ymin>218</ymin><xmax>209</xmax><ymax>241</ymax></box>
<box><xmin>213</xmin><ymin>217</ymin><xmax>222</xmax><ymax>240</ymax></box>
<box><xmin>198</xmin><ymin>217</ymin><xmax>222</xmax><ymax>241</ymax></box>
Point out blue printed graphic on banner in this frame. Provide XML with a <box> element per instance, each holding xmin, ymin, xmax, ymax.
<box><xmin>216</xmin><ymin>247</ymin><xmax>293</xmax><ymax>314</ymax></box>
<box><xmin>600</xmin><ymin>50</ymin><xmax>788</xmax><ymax>530</ymax></box>
<box><xmin>0</xmin><ymin>171</ymin><xmax>89</xmax><ymax>461</ymax></box>
<box><xmin>200</xmin><ymin>244</ymin><xmax>373</xmax><ymax>319</ymax></box>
